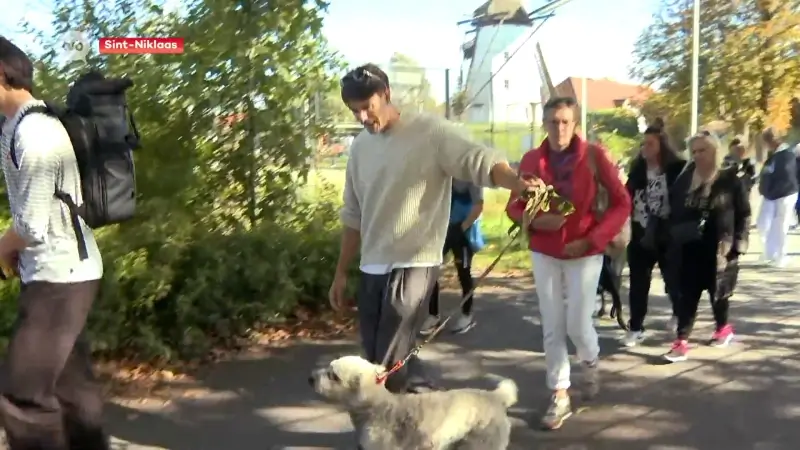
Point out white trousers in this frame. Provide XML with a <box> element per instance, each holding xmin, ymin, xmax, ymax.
<box><xmin>757</xmin><ymin>193</ymin><xmax>798</xmax><ymax>262</ymax></box>
<box><xmin>530</xmin><ymin>252</ymin><xmax>603</xmax><ymax>390</ymax></box>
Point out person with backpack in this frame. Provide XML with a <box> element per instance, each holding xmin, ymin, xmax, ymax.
<box><xmin>0</xmin><ymin>37</ymin><xmax>138</xmax><ymax>449</ymax></box>
<box><xmin>506</xmin><ymin>97</ymin><xmax>630</xmax><ymax>430</ymax></box>
<box><xmin>421</xmin><ymin>179</ymin><xmax>485</xmax><ymax>335</ymax></box>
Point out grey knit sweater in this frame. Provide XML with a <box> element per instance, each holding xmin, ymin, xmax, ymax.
<box><xmin>0</xmin><ymin>100</ymin><xmax>102</xmax><ymax>283</ymax></box>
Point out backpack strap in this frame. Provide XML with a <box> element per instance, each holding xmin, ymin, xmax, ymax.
<box><xmin>9</xmin><ymin>105</ymin><xmax>89</xmax><ymax>260</ymax></box>
<box><xmin>586</xmin><ymin>144</ymin><xmax>608</xmax><ymax>214</ymax></box>
<box><xmin>9</xmin><ymin>105</ymin><xmax>51</xmax><ymax>168</ymax></box>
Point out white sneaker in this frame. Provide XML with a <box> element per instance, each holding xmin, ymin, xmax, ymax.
<box><xmin>419</xmin><ymin>315</ymin><xmax>440</xmax><ymax>336</ymax></box>
<box><xmin>449</xmin><ymin>313</ymin><xmax>476</xmax><ymax>334</ymax></box>
<box><xmin>623</xmin><ymin>330</ymin><xmax>646</xmax><ymax>347</ymax></box>
<box><xmin>667</xmin><ymin>315</ymin><xmax>678</xmax><ymax>332</ymax></box>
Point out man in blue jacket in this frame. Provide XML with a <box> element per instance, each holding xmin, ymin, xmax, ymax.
<box><xmin>757</xmin><ymin>128</ymin><xmax>799</xmax><ymax>267</ymax></box>
<box><xmin>421</xmin><ymin>179</ymin><xmax>484</xmax><ymax>335</ymax></box>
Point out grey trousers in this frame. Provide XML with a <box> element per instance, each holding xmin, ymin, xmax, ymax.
<box><xmin>0</xmin><ymin>281</ymin><xmax>109</xmax><ymax>450</ymax></box>
<box><xmin>356</xmin><ymin>266</ymin><xmax>439</xmax><ymax>393</ymax></box>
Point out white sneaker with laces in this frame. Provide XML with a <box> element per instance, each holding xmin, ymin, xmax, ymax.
<box><xmin>667</xmin><ymin>315</ymin><xmax>677</xmax><ymax>332</ymax></box>
<box><xmin>623</xmin><ymin>330</ymin><xmax>646</xmax><ymax>347</ymax></box>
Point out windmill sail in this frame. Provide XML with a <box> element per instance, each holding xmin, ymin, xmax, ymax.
<box><xmin>535</xmin><ymin>42</ymin><xmax>556</xmax><ymax>103</ymax></box>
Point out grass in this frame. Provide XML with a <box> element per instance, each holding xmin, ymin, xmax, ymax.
<box><xmin>306</xmin><ymin>168</ymin><xmax>531</xmax><ymax>273</ymax></box>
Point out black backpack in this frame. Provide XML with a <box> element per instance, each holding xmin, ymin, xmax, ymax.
<box><xmin>10</xmin><ymin>71</ymin><xmax>140</xmax><ymax>260</ymax></box>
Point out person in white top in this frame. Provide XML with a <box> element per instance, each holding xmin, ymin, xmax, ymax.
<box><xmin>0</xmin><ymin>38</ymin><xmax>109</xmax><ymax>449</ymax></box>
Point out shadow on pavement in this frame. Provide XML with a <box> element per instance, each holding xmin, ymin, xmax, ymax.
<box><xmin>105</xmin><ymin>267</ymin><xmax>800</xmax><ymax>449</ymax></box>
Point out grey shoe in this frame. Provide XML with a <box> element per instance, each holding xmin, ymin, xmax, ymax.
<box><xmin>540</xmin><ymin>394</ymin><xmax>572</xmax><ymax>430</ymax></box>
<box><xmin>581</xmin><ymin>360</ymin><xmax>599</xmax><ymax>400</ymax></box>
<box><xmin>419</xmin><ymin>315</ymin><xmax>440</xmax><ymax>336</ymax></box>
<box><xmin>449</xmin><ymin>312</ymin><xmax>476</xmax><ymax>334</ymax></box>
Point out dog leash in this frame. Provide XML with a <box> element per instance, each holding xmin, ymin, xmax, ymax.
<box><xmin>376</xmin><ymin>186</ymin><xmax>574</xmax><ymax>384</ymax></box>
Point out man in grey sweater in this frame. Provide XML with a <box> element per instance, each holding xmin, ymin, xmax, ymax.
<box><xmin>0</xmin><ymin>38</ymin><xmax>108</xmax><ymax>449</ymax></box>
<box><xmin>328</xmin><ymin>64</ymin><xmax>541</xmax><ymax>393</ymax></box>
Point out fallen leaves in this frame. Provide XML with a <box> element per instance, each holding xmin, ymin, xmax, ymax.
<box><xmin>95</xmin><ymin>306</ymin><xmax>358</xmax><ymax>401</ymax></box>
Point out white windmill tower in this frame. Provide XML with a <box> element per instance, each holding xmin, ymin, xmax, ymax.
<box><xmin>458</xmin><ymin>0</ymin><xmax>574</xmax><ymax>147</ymax></box>
<box><xmin>459</xmin><ymin>0</ymin><xmax>536</xmax><ymax>128</ymax></box>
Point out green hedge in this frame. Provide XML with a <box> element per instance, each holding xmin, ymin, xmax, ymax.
<box><xmin>0</xmin><ymin>197</ymin><xmax>349</xmax><ymax>363</ymax></box>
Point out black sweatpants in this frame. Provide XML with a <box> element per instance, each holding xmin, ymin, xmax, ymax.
<box><xmin>627</xmin><ymin>240</ymin><xmax>678</xmax><ymax>332</ymax></box>
<box><xmin>0</xmin><ymin>280</ymin><xmax>108</xmax><ymax>450</ymax></box>
<box><xmin>429</xmin><ymin>224</ymin><xmax>475</xmax><ymax>316</ymax></box>
<box><xmin>677</xmin><ymin>258</ymin><xmax>739</xmax><ymax>340</ymax></box>
<box><xmin>356</xmin><ymin>267</ymin><xmax>438</xmax><ymax>393</ymax></box>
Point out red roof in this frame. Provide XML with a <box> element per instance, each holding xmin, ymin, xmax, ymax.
<box><xmin>218</xmin><ymin>113</ymin><xmax>246</xmax><ymax>126</ymax></box>
<box><xmin>553</xmin><ymin>77</ymin><xmax>653</xmax><ymax>111</ymax></box>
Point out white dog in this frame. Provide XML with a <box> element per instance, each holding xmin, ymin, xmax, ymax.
<box><xmin>309</xmin><ymin>355</ymin><xmax>518</xmax><ymax>450</ymax></box>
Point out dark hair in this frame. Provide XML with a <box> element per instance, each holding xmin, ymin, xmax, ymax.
<box><xmin>647</xmin><ymin>117</ymin><xmax>665</xmax><ymax>133</ymax></box>
<box><xmin>0</xmin><ymin>38</ymin><xmax>33</xmax><ymax>93</ymax></box>
<box><xmin>640</xmin><ymin>117</ymin><xmax>680</xmax><ymax>168</ymax></box>
<box><xmin>340</xmin><ymin>63</ymin><xmax>389</xmax><ymax>103</ymax></box>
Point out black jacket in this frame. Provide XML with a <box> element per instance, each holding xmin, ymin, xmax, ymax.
<box><xmin>626</xmin><ymin>157</ymin><xmax>688</xmax><ymax>243</ymax></box>
<box><xmin>723</xmin><ymin>155</ymin><xmax>757</xmax><ymax>193</ymax></box>
<box><xmin>759</xmin><ymin>146</ymin><xmax>799</xmax><ymax>200</ymax></box>
<box><xmin>669</xmin><ymin>166</ymin><xmax>751</xmax><ymax>282</ymax></box>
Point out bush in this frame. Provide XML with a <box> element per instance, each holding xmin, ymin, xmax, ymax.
<box><xmin>589</xmin><ymin>109</ymin><xmax>640</xmax><ymax>138</ymax></box>
<box><xmin>0</xmin><ymin>196</ymin><xmax>349</xmax><ymax>363</ymax></box>
<box><xmin>597</xmin><ymin>132</ymin><xmax>639</xmax><ymax>161</ymax></box>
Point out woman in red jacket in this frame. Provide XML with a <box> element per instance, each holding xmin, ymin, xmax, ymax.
<box><xmin>506</xmin><ymin>97</ymin><xmax>631</xmax><ymax>430</ymax></box>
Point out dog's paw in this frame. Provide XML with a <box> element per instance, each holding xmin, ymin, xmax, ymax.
<box><xmin>610</xmin><ymin>306</ymin><xmax>618</xmax><ymax>319</ymax></box>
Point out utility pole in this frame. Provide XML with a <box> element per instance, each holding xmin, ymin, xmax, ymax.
<box><xmin>445</xmin><ymin>68</ymin><xmax>451</xmax><ymax>119</ymax></box>
<box><xmin>581</xmin><ymin>76</ymin><xmax>588</xmax><ymax>138</ymax></box>
<box><xmin>690</xmin><ymin>0</ymin><xmax>700</xmax><ymax>135</ymax></box>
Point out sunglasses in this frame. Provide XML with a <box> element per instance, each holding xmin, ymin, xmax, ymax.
<box><xmin>340</xmin><ymin>68</ymin><xmax>381</xmax><ymax>88</ymax></box>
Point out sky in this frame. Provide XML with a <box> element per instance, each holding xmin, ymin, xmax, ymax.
<box><xmin>1</xmin><ymin>0</ymin><xmax>660</xmax><ymax>101</ymax></box>
<box><xmin>324</xmin><ymin>0</ymin><xmax>661</xmax><ymax>100</ymax></box>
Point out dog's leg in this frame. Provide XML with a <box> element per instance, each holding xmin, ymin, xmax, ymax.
<box><xmin>454</xmin><ymin>418</ymin><xmax>511</xmax><ymax>450</ymax></box>
<box><xmin>596</xmin><ymin>293</ymin><xmax>607</xmax><ymax>318</ymax></box>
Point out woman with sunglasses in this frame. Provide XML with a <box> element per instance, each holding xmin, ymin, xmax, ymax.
<box><xmin>663</xmin><ymin>131</ymin><xmax>751</xmax><ymax>362</ymax></box>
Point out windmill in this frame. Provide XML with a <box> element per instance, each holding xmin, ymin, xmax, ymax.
<box><xmin>459</xmin><ymin>0</ymin><xmax>535</xmax><ymax>126</ymax></box>
<box><xmin>457</xmin><ymin>0</ymin><xmax>574</xmax><ymax>145</ymax></box>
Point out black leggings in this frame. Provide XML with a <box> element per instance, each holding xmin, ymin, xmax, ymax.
<box><xmin>429</xmin><ymin>224</ymin><xmax>475</xmax><ymax>316</ymax></box>
<box><xmin>627</xmin><ymin>240</ymin><xmax>678</xmax><ymax>332</ymax></box>
<box><xmin>676</xmin><ymin>259</ymin><xmax>739</xmax><ymax>340</ymax></box>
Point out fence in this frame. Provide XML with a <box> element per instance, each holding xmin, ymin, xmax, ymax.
<box><xmin>317</xmin><ymin>61</ymin><xmax>542</xmax><ymax>164</ymax></box>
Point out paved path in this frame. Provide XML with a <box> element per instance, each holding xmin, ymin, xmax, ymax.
<box><xmin>101</xmin><ymin>223</ymin><xmax>800</xmax><ymax>449</ymax></box>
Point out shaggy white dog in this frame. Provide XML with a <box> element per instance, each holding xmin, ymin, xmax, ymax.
<box><xmin>309</xmin><ymin>355</ymin><xmax>518</xmax><ymax>450</ymax></box>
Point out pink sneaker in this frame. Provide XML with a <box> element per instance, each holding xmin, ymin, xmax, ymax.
<box><xmin>709</xmin><ymin>325</ymin><xmax>734</xmax><ymax>348</ymax></box>
<box><xmin>663</xmin><ymin>339</ymin><xmax>689</xmax><ymax>362</ymax></box>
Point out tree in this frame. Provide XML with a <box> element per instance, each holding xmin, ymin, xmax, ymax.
<box><xmin>7</xmin><ymin>0</ymin><xmax>349</xmax><ymax>361</ymax></box>
<box><xmin>387</xmin><ymin>53</ymin><xmax>438</xmax><ymax>113</ymax></box>
<box><xmin>631</xmin><ymin>0</ymin><xmax>800</xmax><ymax>154</ymax></box>
<box><xmin>450</xmin><ymin>90</ymin><xmax>468</xmax><ymax>120</ymax></box>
